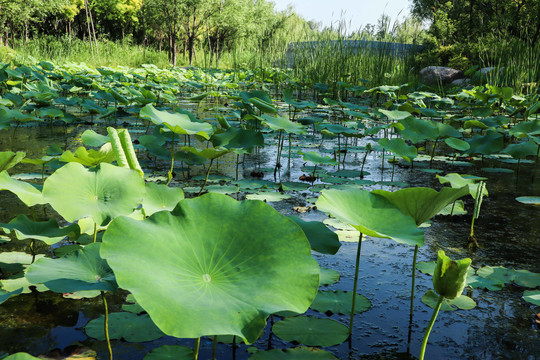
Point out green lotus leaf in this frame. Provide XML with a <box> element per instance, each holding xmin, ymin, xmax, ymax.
<box><xmin>379</xmin><ymin>109</ymin><xmax>413</xmax><ymax>121</ymax></box>
<box><xmin>42</xmin><ymin>162</ymin><xmax>145</xmax><ymax>225</ymax></box>
<box><xmin>316</xmin><ymin>189</ymin><xmax>424</xmax><ymax>246</ymax></box>
<box><xmin>85</xmin><ymin>311</ymin><xmax>165</xmax><ymax>342</ymax></box>
<box><xmin>445</xmin><ymin>137</ymin><xmax>470</xmax><ymax>152</ymax></box>
<box><xmin>283</xmin><ymin>88</ymin><xmax>317</xmax><ymax>109</ymax></box>
<box><xmin>211</xmin><ymin>127</ymin><xmax>264</xmax><ymax>153</ymax></box>
<box><xmin>1</xmin><ymin>353</ymin><xmax>41</xmax><ymax>360</ymax></box>
<box><xmin>287</xmin><ymin>216</ymin><xmax>341</xmax><ymax>255</ymax></box>
<box><xmin>140</xmin><ymin>104</ymin><xmax>213</xmax><ymax>139</ymax></box>
<box><xmin>466</xmin><ymin>130</ymin><xmax>504</xmax><ymax>155</ymax></box>
<box><xmin>437</xmin><ymin>173</ymin><xmax>488</xmax><ymax>199</ymax></box>
<box><xmin>249</xmin><ymin>347</ymin><xmax>338</xmax><ymax>359</ymax></box>
<box><xmin>0</xmin><ymin>171</ymin><xmax>45</xmax><ymax>207</ymax></box>
<box><xmin>59</xmin><ymin>145</ymin><xmax>115</xmax><ymax>167</ymax></box>
<box><xmin>245</xmin><ymin>192</ymin><xmax>291</xmax><ymax>202</ymax></box>
<box><xmin>101</xmin><ymin>193</ymin><xmax>319</xmax><ymax>343</ymax></box>
<box><xmin>315</xmin><ymin>123</ymin><xmax>358</xmax><ymax>136</ymax></box>
<box><xmin>272</xmin><ymin>316</ymin><xmax>348</xmax><ymax>347</ymax></box>
<box><xmin>310</xmin><ymin>290</ymin><xmax>370</xmax><ymax>315</ymax></box>
<box><xmin>372</xmin><ymin>186</ymin><xmax>469</xmax><ymax>226</ymax></box>
<box><xmin>416</xmin><ymin>261</ymin><xmax>436</xmax><ymax>275</ymax></box>
<box><xmin>0</xmin><ymin>287</ymin><xmax>23</xmax><ymax>305</ymax></box>
<box><xmin>143</xmin><ymin>345</ymin><xmax>193</xmax><ymax>360</ymax></box>
<box><xmin>421</xmin><ymin>289</ymin><xmax>476</xmax><ymax>311</ymax></box>
<box><xmin>261</xmin><ymin>114</ymin><xmax>306</xmax><ymax>134</ymax></box>
<box><xmin>476</xmin><ymin>266</ymin><xmax>515</xmax><ymax>285</ymax></box>
<box><xmin>502</xmin><ymin>141</ymin><xmax>538</xmax><ymax>159</ymax></box>
<box><xmin>0</xmin><ymin>151</ymin><xmax>26</xmax><ymax>172</ymax></box>
<box><xmin>21</xmin><ymin>156</ymin><xmax>56</xmax><ymax>166</ymax></box>
<box><xmin>397</xmin><ymin>117</ymin><xmax>438</xmax><ymax>143</ymax></box>
<box><xmin>142</xmin><ymin>182</ymin><xmax>184</xmax><ymax>216</ymax></box>
<box><xmin>522</xmin><ymin>290</ymin><xmax>540</xmax><ymax>306</ymax></box>
<box><xmin>0</xmin><ymin>276</ymin><xmax>47</xmax><ymax>294</ymax></box>
<box><xmin>378</xmin><ymin>138</ymin><xmax>417</xmax><ymax>162</ymax></box>
<box><xmin>467</xmin><ymin>275</ymin><xmax>505</xmax><ymax>291</ymax></box>
<box><xmin>139</xmin><ymin>135</ymin><xmax>169</xmax><ymax>159</ymax></box>
<box><xmin>26</xmin><ymin>243</ymin><xmax>117</xmax><ymax>293</ymax></box>
<box><xmin>516</xmin><ymin>196</ymin><xmax>540</xmax><ymax>205</ymax></box>
<box><xmin>249</xmin><ymin>97</ymin><xmax>277</xmax><ymax>114</ymax></box>
<box><xmin>513</xmin><ymin>270</ymin><xmax>540</xmax><ymax>288</ymax></box>
<box><xmin>508</xmin><ymin>119</ymin><xmax>540</xmax><ymax>137</ymax></box>
<box><xmin>438</xmin><ymin>200</ymin><xmax>467</xmax><ymax>216</ymax></box>
<box><xmin>319</xmin><ymin>267</ymin><xmax>340</xmax><ymax>286</ymax></box>
<box><xmin>181</xmin><ymin>146</ymin><xmax>231</xmax><ymax>160</ymax></box>
<box><xmin>0</xmin><ymin>214</ymin><xmax>79</xmax><ymax>245</ymax></box>
<box><xmin>299</xmin><ymin>151</ymin><xmax>338</xmax><ymax>166</ymax></box>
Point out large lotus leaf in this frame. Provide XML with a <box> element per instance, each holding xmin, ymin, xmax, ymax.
<box><xmin>139</xmin><ymin>135</ymin><xmax>170</xmax><ymax>159</ymax></box>
<box><xmin>42</xmin><ymin>162</ymin><xmax>145</xmax><ymax>226</ymax></box>
<box><xmin>181</xmin><ymin>146</ymin><xmax>231</xmax><ymax>160</ymax></box>
<box><xmin>310</xmin><ymin>290</ymin><xmax>370</xmax><ymax>315</ymax></box>
<box><xmin>0</xmin><ymin>288</ymin><xmax>23</xmax><ymax>305</ymax></box>
<box><xmin>0</xmin><ymin>214</ymin><xmax>79</xmax><ymax>245</ymax></box>
<box><xmin>101</xmin><ymin>193</ymin><xmax>319</xmax><ymax>343</ymax></box>
<box><xmin>287</xmin><ymin>216</ymin><xmax>341</xmax><ymax>255</ymax></box>
<box><xmin>26</xmin><ymin>243</ymin><xmax>117</xmax><ymax>293</ymax></box>
<box><xmin>372</xmin><ymin>186</ymin><xmax>469</xmax><ymax>226</ymax></box>
<box><xmin>85</xmin><ymin>311</ymin><xmax>165</xmax><ymax>342</ymax></box>
<box><xmin>315</xmin><ymin>123</ymin><xmax>358</xmax><ymax>136</ymax></box>
<box><xmin>283</xmin><ymin>88</ymin><xmax>317</xmax><ymax>109</ymax></box>
<box><xmin>508</xmin><ymin>119</ymin><xmax>540</xmax><ymax>137</ymax></box>
<box><xmin>522</xmin><ymin>290</ymin><xmax>540</xmax><ymax>306</ymax></box>
<box><xmin>378</xmin><ymin>138</ymin><xmax>417</xmax><ymax>162</ymax></box>
<box><xmin>466</xmin><ymin>130</ymin><xmax>504</xmax><ymax>155</ymax></box>
<box><xmin>445</xmin><ymin>137</ymin><xmax>470</xmax><ymax>152</ymax></box>
<box><xmin>261</xmin><ymin>114</ymin><xmax>306</xmax><ymax>134</ymax></box>
<box><xmin>502</xmin><ymin>141</ymin><xmax>538</xmax><ymax>159</ymax></box>
<box><xmin>300</xmin><ymin>151</ymin><xmax>338</xmax><ymax>166</ymax></box>
<box><xmin>2</xmin><ymin>353</ymin><xmax>41</xmax><ymax>360</ymax></box>
<box><xmin>513</xmin><ymin>270</ymin><xmax>540</xmax><ymax>288</ymax></box>
<box><xmin>397</xmin><ymin>117</ymin><xmax>438</xmax><ymax>143</ymax></box>
<box><xmin>140</xmin><ymin>104</ymin><xmax>213</xmax><ymax>139</ymax></box>
<box><xmin>437</xmin><ymin>173</ymin><xmax>488</xmax><ymax>199</ymax></box>
<box><xmin>211</xmin><ymin>127</ymin><xmax>264</xmax><ymax>153</ymax></box>
<box><xmin>316</xmin><ymin>189</ymin><xmax>424</xmax><ymax>246</ymax></box>
<box><xmin>142</xmin><ymin>182</ymin><xmax>184</xmax><ymax>216</ymax></box>
<box><xmin>250</xmin><ymin>347</ymin><xmax>338</xmax><ymax>359</ymax></box>
<box><xmin>0</xmin><ymin>171</ymin><xmax>45</xmax><ymax>206</ymax></box>
<box><xmin>249</xmin><ymin>97</ymin><xmax>277</xmax><ymax>114</ymax></box>
<box><xmin>272</xmin><ymin>316</ymin><xmax>348</xmax><ymax>347</ymax></box>
<box><xmin>0</xmin><ymin>151</ymin><xmax>26</xmax><ymax>172</ymax></box>
<box><xmin>143</xmin><ymin>345</ymin><xmax>193</xmax><ymax>360</ymax></box>
<box><xmin>433</xmin><ymin>122</ymin><xmax>461</xmax><ymax>138</ymax></box>
<box><xmin>476</xmin><ymin>266</ymin><xmax>515</xmax><ymax>286</ymax></box>
<box><xmin>319</xmin><ymin>267</ymin><xmax>340</xmax><ymax>286</ymax></box>
<box><xmin>516</xmin><ymin>196</ymin><xmax>540</xmax><ymax>205</ymax></box>
<box><xmin>379</xmin><ymin>109</ymin><xmax>413</xmax><ymax>121</ymax></box>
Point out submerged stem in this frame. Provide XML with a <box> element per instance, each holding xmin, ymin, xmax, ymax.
<box><xmin>212</xmin><ymin>335</ymin><xmax>217</xmax><ymax>360</ymax></box>
<box><xmin>349</xmin><ymin>232</ymin><xmax>363</xmax><ymax>336</ymax></box>
<box><xmin>419</xmin><ymin>294</ymin><xmax>444</xmax><ymax>360</ymax></box>
<box><xmin>101</xmin><ymin>291</ymin><xmax>113</xmax><ymax>360</ymax></box>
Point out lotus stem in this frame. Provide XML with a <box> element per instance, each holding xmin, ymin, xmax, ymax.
<box><xmin>198</xmin><ymin>159</ymin><xmax>214</xmax><ymax>196</ymax></box>
<box><xmin>101</xmin><ymin>291</ymin><xmax>113</xmax><ymax>360</ymax></box>
<box><xmin>419</xmin><ymin>294</ymin><xmax>443</xmax><ymax>360</ymax></box>
<box><xmin>212</xmin><ymin>335</ymin><xmax>217</xmax><ymax>360</ymax></box>
<box><xmin>93</xmin><ymin>222</ymin><xmax>97</xmax><ymax>243</ymax></box>
<box><xmin>349</xmin><ymin>232</ymin><xmax>363</xmax><ymax>336</ymax></box>
<box><xmin>167</xmin><ymin>133</ymin><xmax>176</xmax><ymax>186</ymax></box>
<box><xmin>193</xmin><ymin>337</ymin><xmax>200</xmax><ymax>360</ymax></box>
<box><xmin>409</xmin><ymin>245</ymin><xmax>419</xmax><ymax>327</ymax></box>
<box><xmin>391</xmin><ymin>156</ymin><xmax>396</xmax><ymax>182</ymax></box>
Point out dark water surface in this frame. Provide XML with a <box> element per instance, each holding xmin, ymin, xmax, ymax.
<box><xmin>0</xmin><ymin>115</ymin><xmax>539</xmax><ymax>360</ymax></box>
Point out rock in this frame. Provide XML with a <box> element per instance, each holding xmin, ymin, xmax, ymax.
<box><xmin>479</xmin><ymin>67</ymin><xmax>497</xmax><ymax>74</ymax></box>
<box><xmin>420</xmin><ymin>66</ymin><xmax>464</xmax><ymax>84</ymax></box>
<box><xmin>450</xmin><ymin>78</ymin><xmax>471</xmax><ymax>87</ymax></box>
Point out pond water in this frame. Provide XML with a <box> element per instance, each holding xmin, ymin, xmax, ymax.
<box><xmin>0</xmin><ymin>100</ymin><xmax>539</xmax><ymax>360</ymax></box>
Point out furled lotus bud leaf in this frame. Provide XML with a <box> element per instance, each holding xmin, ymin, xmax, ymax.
<box><xmin>433</xmin><ymin>250</ymin><xmax>471</xmax><ymax>299</ymax></box>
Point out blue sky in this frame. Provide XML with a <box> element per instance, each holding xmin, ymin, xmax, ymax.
<box><xmin>271</xmin><ymin>0</ymin><xmax>411</xmax><ymax>31</ymax></box>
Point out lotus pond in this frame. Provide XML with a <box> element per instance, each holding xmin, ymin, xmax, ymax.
<box><xmin>0</xmin><ymin>62</ymin><xmax>539</xmax><ymax>360</ymax></box>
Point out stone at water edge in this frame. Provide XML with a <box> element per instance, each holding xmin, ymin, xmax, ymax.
<box><xmin>420</xmin><ymin>66</ymin><xmax>464</xmax><ymax>84</ymax></box>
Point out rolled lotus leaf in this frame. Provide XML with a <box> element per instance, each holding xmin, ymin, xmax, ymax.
<box><xmin>101</xmin><ymin>193</ymin><xmax>319</xmax><ymax>344</ymax></box>
<box><xmin>433</xmin><ymin>250</ymin><xmax>471</xmax><ymax>299</ymax></box>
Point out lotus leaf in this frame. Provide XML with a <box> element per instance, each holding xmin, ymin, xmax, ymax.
<box><xmin>466</xmin><ymin>130</ymin><xmax>504</xmax><ymax>155</ymax></box>
<box><xmin>85</xmin><ymin>311</ymin><xmax>165</xmax><ymax>342</ymax></box>
<box><xmin>445</xmin><ymin>138</ymin><xmax>470</xmax><ymax>152</ymax></box>
<box><xmin>43</xmin><ymin>162</ymin><xmax>145</xmax><ymax>225</ymax></box>
<box><xmin>211</xmin><ymin>127</ymin><xmax>264</xmax><ymax>153</ymax></box>
<box><xmin>379</xmin><ymin>109</ymin><xmax>413</xmax><ymax>121</ymax></box>
<box><xmin>299</xmin><ymin>151</ymin><xmax>338</xmax><ymax>166</ymax></box>
<box><xmin>502</xmin><ymin>141</ymin><xmax>538</xmax><ymax>159</ymax></box>
<box><xmin>522</xmin><ymin>290</ymin><xmax>540</xmax><ymax>306</ymax></box>
<box><xmin>142</xmin><ymin>182</ymin><xmax>184</xmax><ymax>216</ymax></box>
<box><xmin>1</xmin><ymin>353</ymin><xmax>41</xmax><ymax>360</ymax></box>
<box><xmin>272</xmin><ymin>316</ymin><xmax>348</xmax><ymax>347</ymax></box>
<box><xmin>245</xmin><ymin>192</ymin><xmax>291</xmax><ymax>202</ymax></box>
<box><xmin>181</xmin><ymin>146</ymin><xmax>230</xmax><ymax>160</ymax></box>
<box><xmin>378</xmin><ymin>138</ymin><xmax>417</xmax><ymax>162</ymax></box>
<box><xmin>372</xmin><ymin>186</ymin><xmax>469</xmax><ymax>226</ymax></box>
<box><xmin>59</xmin><ymin>145</ymin><xmax>115</xmax><ymax>167</ymax></box>
<box><xmin>0</xmin><ymin>151</ymin><xmax>26</xmax><ymax>172</ymax></box>
<box><xmin>316</xmin><ymin>189</ymin><xmax>424</xmax><ymax>246</ymax></box>
<box><xmin>26</xmin><ymin>243</ymin><xmax>117</xmax><ymax>293</ymax></box>
<box><xmin>283</xmin><ymin>88</ymin><xmax>317</xmax><ymax>109</ymax></box>
<box><xmin>101</xmin><ymin>193</ymin><xmax>319</xmax><ymax>343</ymax></box>
<box><xmin>421</xmin><ymin>290</ymin><xmax>476</xmax><ymax>311</ymax></box>
<box><xmin>140</xmin><ymin>104</ymin><xmax>213</xmax><ymax>139</ymax></box>
<box><xmin>310</xmin><ymin>290</ymin><xmax>370</xmax><ymax>315</ymax></box>
<box><xmin>249</xmin><ymin>347</ymin><xmax>338</xmax><ymax>359</ymax></box>
<box><xmin>0</xmin><ymin>214</ymin><xmax>79</xmax><ymax>245</ymax></box>
<box><xmin>477</xmin><ymin>266</ymin><xmax>515</xmax><ymax>285</ymax></box>
<box><xmin>516</xmin><ymin>196</ymin><xmax>540</xmax><ymax>205</ymax></box>
<box><xmin>287</xmin><ymin>216</ymin><xmax>340</xmax><ymax>255</ymax></box>
<box><xmin>143</xmin><ymin>345</ymin><xmax>193</xmax><ymax>360</ymax></box>
<box><xmin>0</xmin><ymin>287</ymin><xmax>23</xmax><ymax>304</ymax></box>
<box><xmin>249</xmin><ymin>97</ymin><xmax>277</xmax><ymax>113</ymax></box>
<box><xmin>261</xmin><ymin>114</ymin><xmax>306</xmax><ymax>134</ymax></box>
<box><xmin>319</xmin><ymin>267</ymin><xmax>340</xmax><ymax>286</ymax></box>
<box><xmin>0</xmin><ymin>171</ymin><xmax>45</xmax><ymax>206</ymax></box>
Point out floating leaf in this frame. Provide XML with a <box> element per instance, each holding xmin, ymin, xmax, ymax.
<box><xmin>319</xmin><ymin>267</ymin><xmax>340</xmax><ymax>286</ymax></box>
<box><xmin>101</xmin><ymin>193</ymin><xmax>319</xmax><ymax>343</ymax></box>
<box><xmin>86</xmin><ymin>311</ymin><xmax>165</xmax><ymax>342</ymax></box>
<box><xmin>272</xmin><ymin>316</ymin><xmax>348</xmax><ymax>347</ymax></box>
<box><xmin>516</xmin><ymin>196</ymin><xmax>540</xmax><ymax>205</ymax></box>
<box><xmin>522</xmin><ymin>290</ymin><xmax>540</xmax><ymax>306</ymax></box>
<box><xmin>310</xmin><ymin>290</ymin><xmax>370</xmax><ymax>315</ymax></box>
<box><xmin>416</xmin><ymin>261</ymin><xmax>436</xmax><ymax>275</ymax></box>
<box><xmin>421</xmin><ymin>290</ymin><xmax>476</xmax><ymax>311</ymax></box>
<box><xmin>143</xmin><ymin>345</ymin><xmax>193</xmax><ymax>360</ymax></box>
<box><xmin>477</xmin><ymin>266</ymin><xmax>515</xmax><ymax>286</ymax></box>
